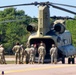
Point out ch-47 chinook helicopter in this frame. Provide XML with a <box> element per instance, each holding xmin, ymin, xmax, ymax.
<box><xmin>0</xmin><ymin>2</ymin><xmax>76</xmax><ymax>64</ymax></box>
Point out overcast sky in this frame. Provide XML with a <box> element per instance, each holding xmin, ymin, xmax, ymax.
<box><xmin>0</xmin><ymin>0</ymin><xmax>76</xmax><ymax>18</ymax></box>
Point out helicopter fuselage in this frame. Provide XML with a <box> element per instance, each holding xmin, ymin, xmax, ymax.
<box><xmin>27</xmin><ymin>29</ymin><xmax>76</xmax><ymax>59</ymax></box>
<box><xmin>27</xmin><ymin>5</ymin><xmax>76</xmax><ymax>63</ymax></box>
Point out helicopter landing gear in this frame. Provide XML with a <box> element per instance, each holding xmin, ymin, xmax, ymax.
<box><xmin>68</xmin><ymin>56</ymin><xmax>75</xmax><ymax>64</ymax></box>
<box><xmin>62</xmin><ymin>56</ymin><xmax>65</xmax><ymax>64</ymax></box>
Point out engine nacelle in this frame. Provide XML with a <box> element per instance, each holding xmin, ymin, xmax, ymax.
<box><xmin>27</xmin><ymin>25</ymin><xmax>37</xmax><ymax>32</ymax></box>
<box><xmin>54</xmin><ymin>23</ymin><xmax>65</xmax><ymax>34</ymax></box>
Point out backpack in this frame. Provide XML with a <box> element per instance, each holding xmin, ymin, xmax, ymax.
<box><xmin>30</xmin><ymin>49</ymin><xmax>34</xmax><ymax>55</ymax></box>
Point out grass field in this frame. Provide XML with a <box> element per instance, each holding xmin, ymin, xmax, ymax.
<box><xmin>6</xmin><ymin>61</ymin><xmax>15</xmax><ymax>64</ymax></box>
<box><xmin>5</xmin><ymin>55</ymin><xmax>26</xmax><ymax>64</ymax></box>
<box><xmin>5</xmin><ymin>55</ymin><xmax>15</xmax><ymax>64</ymax></box>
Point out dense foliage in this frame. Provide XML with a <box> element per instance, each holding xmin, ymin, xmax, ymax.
<box><xmin>66</xmin><ymin>20</ymin><xmax>76</xmax><ymax>47</ymax></box>
<box><xmin>0</xmin><ymin>8</ymin><xmax>33</xmax><ymax>54</ymax></box>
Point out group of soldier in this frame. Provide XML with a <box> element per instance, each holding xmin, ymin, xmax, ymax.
<box><xmin>12</xmin><ymin>41</ymin><xmax>47</xmax><ymax>64</ymax></box>
<box><xmin>0</xmin><ymin>44</ymin><xmax>6</xmax><ymax>64</ymax></box>
<box><xmin>0</xmin><ymin>41</ymin><xmax>58</xmax><ymax>64</ymax></box>
<box><xmin>0</xmin><ymin>41</ymin><xmax>62</xmax><ymax>64</ymax></box>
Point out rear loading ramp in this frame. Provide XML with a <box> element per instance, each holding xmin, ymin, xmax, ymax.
<box><xmin>30</xmin><ymin>38</ymin><xmax>55</xmax><ymax>59</ymax></box>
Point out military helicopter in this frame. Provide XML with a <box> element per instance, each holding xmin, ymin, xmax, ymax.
<box><xmin>0</xmin><ymin>2</ymin><xmax>76</xmax><ymax>64</ymax></box>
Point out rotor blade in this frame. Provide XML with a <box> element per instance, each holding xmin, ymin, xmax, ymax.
<box><xmin>51</xmin><ymin>2</ymin><xmax>76</xmax><ymax>8</ymax></box>
<box><xmin>50</xmin><ymin>16</ymin><xmax>76</xmax><ymax>20</ymax></box>
<box><xmin>50</xmin><ymin>4</ymin><xmax>76</xmax><ymax>15</ymax></box>
<box><xmin>0</xmin><ymin>2</ymin><xmax>76</xmax><ymax>9</ymax></box>
<box><xmin>0</xmin><ymin>18</ymin><xmax>28</xmax><ymax>24</ymax></box>
<box><xmin>0</xmin><ymin>2</ymin><xmax>38</xmax><ymax>8</ymax></box>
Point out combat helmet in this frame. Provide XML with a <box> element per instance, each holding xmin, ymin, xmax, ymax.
<box><xmin>31</xmin><ymin>44</ymin><xmax>34</xmax><ymax>47</ymax></box>
<box><xmin>52</xmin><ymin>44</ymin><xmax>55</xmax><ymax>47</ymax></box>
<box><xmin>40</xmin><ymin>43</ymin><xmax>44</xmax><ymax>46</ymax></box>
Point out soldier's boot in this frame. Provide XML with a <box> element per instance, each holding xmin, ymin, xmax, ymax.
<box><xmin>21</xmin><ymin>61</ymin><xmax>23</xmax><ymax>64</ymax></box>
<box><xmin>54</xmin><ymin>62</ymin><xmax>57</xmax><ymax>64</ymax></box>
<box><xmin>22</xmin><ymin>62</ymin><xmax>24</xmax><ymax>64</ymax></box>
<box><xmin>20</xmin><ymin>61</ymin><xmax>23</xmax><ymax>64</ymax></box>
<box><xmin>19</xmin><ymin>61</ymin><xmax>20</xmax><ymax>64</ymax></box>
<box><xmin>19</xmin><ymin>61</ymin><xmax>22</xmax><ymax>64</ymax></box>
<box><xmin>21</xmin><ymin>62</ymin><xmax>23</xmax><ymax>64</ymax></box>
<box><xmin>3</xmin><ymin>62</ymin><xmax>7</xmax><ymax>64</ymax></box>
<box><xmin>5</xmin><ymin>62</ymin><xmax>7</xmax><ymax>64</ymax></box>
<box><xmin>32</xmin><ymin>61</ymin><xmax>34</xmax><ymax>64</ymax></box>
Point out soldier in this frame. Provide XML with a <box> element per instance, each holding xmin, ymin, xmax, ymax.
<box><xmin>40</xmin><ymin>41</ymin><xmax>46</xmax><ymax>48</ymax></box>
<box><xmin>20</xmin><ymin>44</ymin><xmax>24</xmax><ymax>64</ymax></box>
<box><xmin>50</xmin><ymin>44</ymin><xmax>58</xmax><ymax>64</ymax></box>
<box><xmin>24</xmin><ymin>44</ymin><xmax>30</xmax><ymax>64</ymax></box>
<box><xmin>12</xmin><ymin>42</ymin><xmax>21</xmax><ymax>64</ymax></box>
<box><xmin>29</xmin><ymin>44</ymin><xmax>36</xmax><ymax>64</ymax></box>
<box><xmin>0</xmin><ymin>44</ymin><xmax>6</xmax><ymax>64</ymax></box>
<box><xmin>38</xmin><ymin>43</ymin><xmax>46</xmax><ymax>64</ymax></box>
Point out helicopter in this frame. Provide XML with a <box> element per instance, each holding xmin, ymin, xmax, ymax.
<box><xmin>0</xmin><ymin>2</ymin><xmax>76</xmax><ymax>64</ymax></box>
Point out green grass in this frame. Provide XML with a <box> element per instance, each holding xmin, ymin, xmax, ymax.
<box><xmin>6</xmin><ymin>61</ymin><xmax>15</xmax><ymax>64</ymax></box>
<box><xmin>6</xmin><ymin>61</ymin><xmax>26</xmax><ymax>64</ymax></box>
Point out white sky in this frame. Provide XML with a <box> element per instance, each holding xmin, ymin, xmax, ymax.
<box><xmin>0</xmin><ymin>0</ymin><xmax>76</xmax><ymax>18</ymax></box>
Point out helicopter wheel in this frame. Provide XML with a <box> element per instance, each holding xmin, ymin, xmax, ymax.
<box><xmin>68</xmin><ymin>57</ymin><xmax>75</xmax><ymax>64</ymax></box>
<box><xmin>72</xmin><ymin>58</ymin><xmax>75</xmax><ymax>64</ymax></box>
<box><xmin>68</xmin><ymin>58</ymin><xmax>71</xmax><ymax>64</ymax></box>
<box><xmin>62</xmin><ymin>56</ymin><xmax>65</xmax><ymax>64</ymax></box>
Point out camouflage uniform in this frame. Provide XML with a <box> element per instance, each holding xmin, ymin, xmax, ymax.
<box><xmin>0</xmin><ymin>44</ymin><xmax>6</xmax><ymax>64</ymax></box>
<box><xmin>20</xmin><ymin>45</ymin><xmax>24</xmax><ymax>64</ymax></box>
<box><xmin>40</xmin><ymin>41</ymin><xmax>46</xmax><ymax>48</ymax></box>
<box><xmin>38</xmin><ymin>43</ymin><xmax>46</xmax><ymax>64</ymax></box>
<box><xmin>25</xmin><ymin>45</ymin><xmax>30</xmax><ymax>64</ymax></box>
<box><xmin>29</xmin><ymin>44</ymin><xmax>36</xmax><ymax>64</ymax></box>
<box><xmin>12</xmin><ymin>42</ymin><xmax>21</xmax><ymax>64</ymax></box>
<box><xmin>50</xmin><ymin>44</ymin><xmax>58</xmax><ymax>64</ymax></box>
